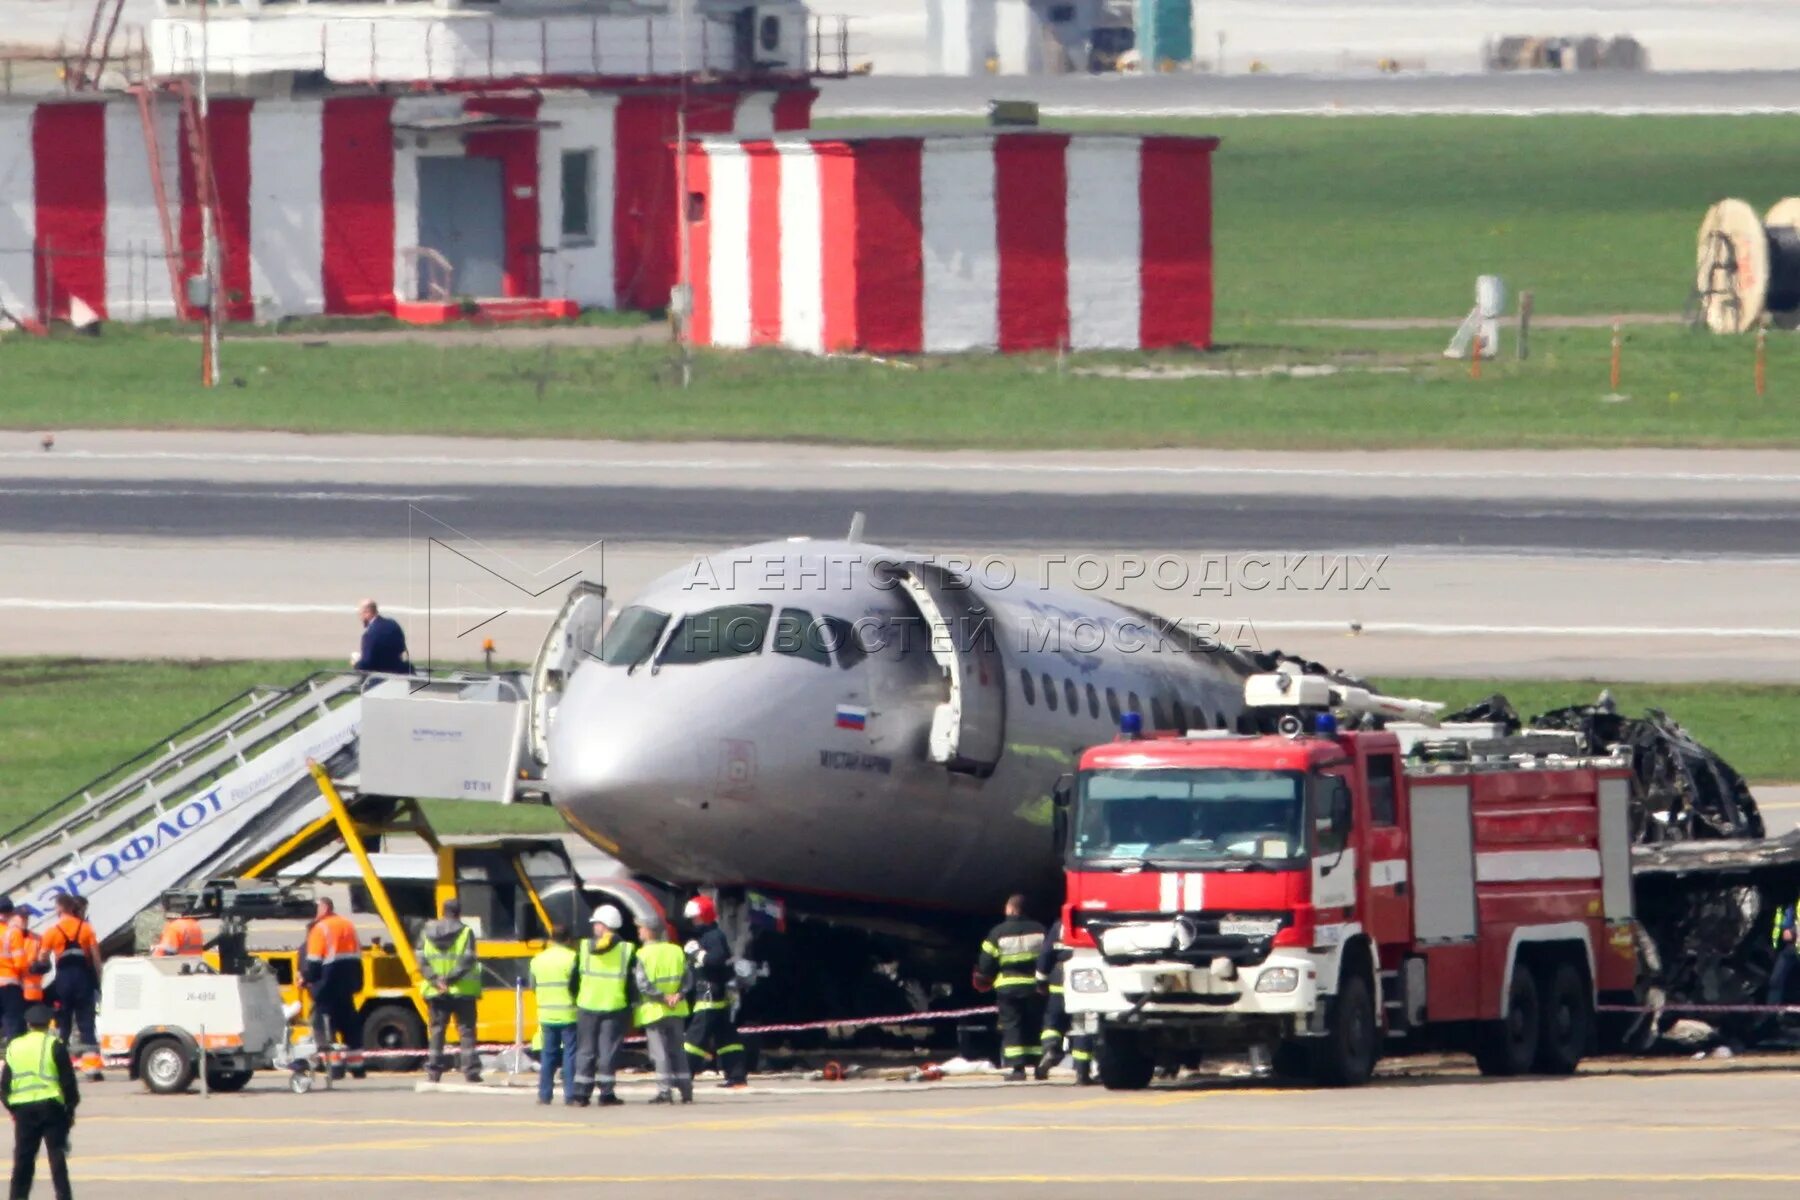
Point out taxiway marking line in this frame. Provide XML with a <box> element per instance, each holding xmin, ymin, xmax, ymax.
<box><xmin>63</xmin><ymin>1172</ymin><xmax>1800</xmax><ymax>1185</ymax></box>
<box><xmin>13</xmin><ymin>447</ymin><xmax>1800</xmax><ymax>486</ymax></box>
<box><xmin>8</xmin><ymin>597</ymin><xmax>1798</xmax><ymax>641</ymax></box>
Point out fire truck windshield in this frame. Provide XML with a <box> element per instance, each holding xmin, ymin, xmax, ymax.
<box><xmin>1072</xmin><ymin>768</ymin><xmax>1307</xmax><ymax>868</ymax></box>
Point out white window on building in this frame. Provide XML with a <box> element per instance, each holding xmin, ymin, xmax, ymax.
<box><xmin>561</xmin><ymin>149</ymin><xmax>595</xmax><ymax>247</ymax></box>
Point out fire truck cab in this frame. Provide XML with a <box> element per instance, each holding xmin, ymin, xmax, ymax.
<box><xmin>1058</xmin><ymin>668</ymin><xmax>1639</xmax><ymax>1088</ymax></box>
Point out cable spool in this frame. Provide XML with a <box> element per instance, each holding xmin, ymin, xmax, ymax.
<box><xmin>1693</xmin><ymin>198</ymin><xmax>1800</xmax><ymax>333</ymax></box>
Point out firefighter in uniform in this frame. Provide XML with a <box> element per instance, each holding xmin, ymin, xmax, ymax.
<box><xmin>1770</xmin><ymin>902</ymin><xmax>1798</xmax><ymax>1007</ymax></box>
<box><xmin>4</xmin><ymin>1005</ymin><xmax>77</xmax><ymax>1200</ymax></box>
<box><xmin>417</xmin><ymin>898</ymin><xmax>482</xmax><ymax>1084</ymax></box>
<box><xmin>573</xmin><ymin>906</ymin><xmax>634</xmax><ymax>1107</ymax></box>
<box><xmin>681</xmin><ymin>897</ymin><xmax>747</xmax><ymax>1088</ymax></box>
<box><xmin>529</xmin><ymin>925</ymin><xmax>580</xmax><ymax>1105</ymax></box>
<box><xmin>632</xmin><ymin>917</ymin><xmax>693</xmax><ymax>1104</ymax></box>
<box><xmin>37</xmin><ymin>896</ymin><xmax>101</xmax><ymax>1082</ymax></box>
<box><xmin>972</xmin><ymin>894</ymin><xmax>1046</xmax><ymax>1081</ymax></box>
<box><xmin>151</xmin><ymin>913</ymin><xmax>205</xmax><ymax>959</ymax></box>
<box><xmin>302</xmin><ymin>897</ymin><xmax>365</xmax><ymax>1079</ymax></box>
<box><xmin>1034</xmin><ymin>919</ymin><xmax>1094</xmax><ymax>1084</ymax></box>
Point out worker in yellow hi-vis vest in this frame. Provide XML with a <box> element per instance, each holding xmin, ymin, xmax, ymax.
<box><xmin>632</xmin><ymin>916</ymin><xmax>693</xmax><ymax>1104</ymax></box>
<box><xmin>3</xmin><ymin>1005</ymin><xmax>77</xmax><ymax>1200</ymax></box>
<box><xmin>417</xmin><ymin>898</ymin><xmax>482</xmax><ymax>1084</ymax></box>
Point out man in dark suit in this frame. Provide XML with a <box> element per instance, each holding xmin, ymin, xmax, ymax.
<box><xmin>352</xmin><ymin>598</ymin><xmax>412</xmax><ymax>674</ymax></box>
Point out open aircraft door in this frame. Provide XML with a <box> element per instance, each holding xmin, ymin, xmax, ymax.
<box><xmin>529</xmin><ymin>580</ymin><xmax>609</xmax><ymax>768</ymax></box>
<box><xmin>879</xmin><ymin>561</ymin><xmax>1006</xmax><ymax>778</ymax></box>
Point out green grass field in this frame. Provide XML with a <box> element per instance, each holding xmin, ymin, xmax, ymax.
<box><xmin>2</xmin><ymin>660</ymin><xmax>1795</xmax><ymax>845</ymax></box>
<box><xmin>3</xmin><ymin>115</ymin><xmax>1799</xmax><ymax>448</ymax></box>
<box><xmin>0</xmin><ymin>659</ymin><xmax>567</xmax><ymax>839</ymax></box>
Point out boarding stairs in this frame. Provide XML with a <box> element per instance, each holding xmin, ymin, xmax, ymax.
<box><xmin>0</xmin><ymin>671</ymin><xmax>369</xmax><ymax>949</ymax></box>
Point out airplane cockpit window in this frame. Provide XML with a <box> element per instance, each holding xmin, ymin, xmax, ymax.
<box><xmin>821</xmin><ymin>616</ymin><xmax>865</xmax><ymax>670</ymax></box>
<box><xmin>657</xmin><ymin>604</ymin><xmax>773</xmax><ymax>666</ymax></box>
<box><xmin>773</xmin><ymin>608</ymin><xmax>833</xmax><ymax>666</ymax></box>
<box><xmin>598</xmin><ymin>606</ymin><xmax>670</xmax><ymax>668</ymax></box>
<box><xmin>1020</xmin><ymin>669</ymin><xmax>1036</xmax><ymax>705</ymax></box>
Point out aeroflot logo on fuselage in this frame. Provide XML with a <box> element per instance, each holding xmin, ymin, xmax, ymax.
<box><xmin>39</xmin><ymin>790</ymin><xmax>226</xmax><ymax>906</ymax></box>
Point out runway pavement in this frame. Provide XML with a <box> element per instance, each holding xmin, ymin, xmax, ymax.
<box><xmin>51</xmin><ymin>1058</ymin><xmax>1800</xmax><ymax>1199</ymax></box>
<box><xmin>4</xmin><ymin>430</ymin><xmax>1798</xmax><ymax>681</ymax></box>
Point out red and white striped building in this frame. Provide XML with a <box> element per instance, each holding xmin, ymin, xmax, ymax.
<box><xmin>0</xmin><ymin>86</ymin><xmax>813</xmax><ymax>326</ymax></box>
<box><xmin>681</xmin><ymin>130</ymin><xmax>1218</xmax><ymax>355</ymax></box>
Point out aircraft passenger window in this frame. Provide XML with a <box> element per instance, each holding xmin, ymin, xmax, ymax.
<box><xmin>1020</xmin><ymin>669</ymin><xmax>1036</xmax><ymax>705</ymax></box>
<box><xmin>1086</xmin><ymin>683</ymin><xmax>1100</xmax><ymax>719</ymax></box>
<box><xmin>657</xmin><ymin>604</ymin><xmax>772</xmax><ymax>666</ymax></box>
<box><xmin>1151</xmin><ymin>697</ymin><xmax>1168</xmax><ymax>730</ymax></box>
<box><xmin>1216</xmin><ymin>710</ymin><xmax>1228</xmax><ymax>731</ymax></box>
<box><xmin>598</xmin><ymin>605</ymin><xmax>669</xmax><ymax>668</ymax></box>
<box><xmin>1043</xmin><ymin>672</ymin><xmax>1059</xmax><ymax>712</ymax></box>
<box><xmin>1189</xmin><ymin>706</ymin><xmax>1207</xmax><ymax>730</ymax></box>
<box><xmin>1127</xmin><ymin>692</ymin><xmax>1141</xmax><ymax>719</ymax></box>
<box><xmin>1063</xmin><ymin>678</ymin><xmax>1079</xmax><ymax>717</ymax></box>
<box><xmin>821</xmin><ymin>616</ymin><xmax>866</xmax><ymax>670</ymax></box>
<box><xmin>773</xmin><ymin>608</ymin><xmax>832</xmax><ymax>666</ymax></box>
<box><xmin>1106</xmin><ymin>688</ymin><xmax>1121</xmax><ymax>723</ymax></box>
<box><xmin>1172</xmin><ymin>700</ymin><xmax>1188</xmax><ymax>731</ymax></box>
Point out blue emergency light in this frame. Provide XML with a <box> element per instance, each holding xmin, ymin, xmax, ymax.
<box><xmin>1313</xmin><ymin>711</ymin><xmax>1340</xmax><ymax>736</ymax></box>
<box><xmin>1119</xmin><ymin>711</ymin><xmax>1144</xmax><ymax>739</ymax></box>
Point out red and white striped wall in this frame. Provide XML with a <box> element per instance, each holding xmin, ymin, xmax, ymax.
<box><xmin>684</xmin><ymin>131</ymin><xmax>1218</xmax><ymax>356</ymax></box>
<box><xmin>0</xmin><ymin>86</ymin><xmax>814</xmax><ymax>326</ymax></box>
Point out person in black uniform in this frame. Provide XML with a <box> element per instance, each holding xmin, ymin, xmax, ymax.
<box><xmin>352</xmin><ymin>599</ymin><xmax>412</xmax><ymax>674</ymax></box>
<box><xmin>1034</xmin><ymin>919</ymin><xmax>1094</xmax><ymax>1085</ymax></box>
<box><xmin>972</xmin><ymin>894</ymin><xmax>1046</xmax><ymax>1081</ymax></box>
<box><xmin>682</xmin><ymin>896</ymin><xmax>748</xmax><ymax>1088</ymax></box>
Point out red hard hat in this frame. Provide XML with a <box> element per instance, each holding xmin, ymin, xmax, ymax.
<box><xmin>684</xmin><ymin>895</ymin><xmax>717</xmax><ymax>924</ymax></box>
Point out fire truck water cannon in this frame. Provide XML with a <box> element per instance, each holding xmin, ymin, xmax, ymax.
<box><xmin>1244</xmin><ymin>664</ymin><xmax>1446</xmax><ymax>735</ymax></box>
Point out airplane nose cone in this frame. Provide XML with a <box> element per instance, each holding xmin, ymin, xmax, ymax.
<box><xmin>546</xmin><ymin>670</ymin><xmax>653</xmax><ymax>807</ymax></box>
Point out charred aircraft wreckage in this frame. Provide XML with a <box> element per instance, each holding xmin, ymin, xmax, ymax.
<box><xmin>1441</xmin><ymin>694</ymin><xmax>1800</xmax><ymax>1049</ymax></box>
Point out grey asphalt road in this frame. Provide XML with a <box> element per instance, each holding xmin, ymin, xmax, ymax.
<box><xmin>6</xmin><ymin>433</ymin><xmax>1799</xmax><ymax>679</ymax></box>
<box><xmin>52</xmin><ymin>1059</ymin><xmax>1800</xmax><ymax>1199</ymax></box>
<box><xmin>815</xmin><ymin>69</ymin><xmax>1800</xmax><ymax>117</ymax></box>
<box><xmin>6</xmin><ymin>478</ymin><xmax>1800</xmax><ymax>557</ymax></box>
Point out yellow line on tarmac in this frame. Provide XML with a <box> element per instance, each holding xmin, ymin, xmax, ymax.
<box><xmin>80</xmin><ymin>1130</ymin><xmax>567</xmax><ymax>1166</ymax></box>
<box><xmin>841</xmin><ymin>1119</ymin><xmax>1800</xmax><ymax>1135</ymax></box>
<box><xmin>63</xmin><ymin>1173</ymin><xmax>1800</xmax><ymax>1186</ymax></box>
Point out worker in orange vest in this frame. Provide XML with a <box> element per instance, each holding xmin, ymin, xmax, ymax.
<box><xmin>0</xmin><ymin>899</ymin><xmax>24</xmax><ymax>1043</ymax></box>
<box><xmin>37</xmin><ymin>895</ymin><xmax>101</xmax><ymax>1081</ymax></box>
<box><xmin>302</xmin><ymin>898</ymin><xmax>365</xmax><ymax>1079</ymax></box>
<box><xmin>12</xmin><ymin>912</ymin><xmax>45</xmax><ymax>1013</ymax></box>
<box><xmin>152</xmin><ymin>913</ymin><xmax>205</xmax><ymax>959</ymax></box>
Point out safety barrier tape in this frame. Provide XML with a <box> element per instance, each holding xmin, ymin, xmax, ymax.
<box><xmin>1597</xmin><ymin>1002</ymin><xmax>1800</xmax><ymax>1015</ymax></box>
<box><xmin>99</xmin><ymin>1004</ymin><xmax>1003</xmax><ymax>1067</ymax></box>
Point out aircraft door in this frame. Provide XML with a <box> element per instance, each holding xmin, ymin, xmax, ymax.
<box><xmin>529</xmin><ymin>580</ymin><xmax>609</xmax><ymax>768</ymax></box>
<box><xmin>879</xmin><ymin>561</ymin><xmax>1006</xmax><ymax>777</ymax></box>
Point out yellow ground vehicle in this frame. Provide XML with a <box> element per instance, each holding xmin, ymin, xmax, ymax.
<box><xmin>241</xmin><ymin>765</ymin><xmax>588</xmax><ymax>1062</ymax></box>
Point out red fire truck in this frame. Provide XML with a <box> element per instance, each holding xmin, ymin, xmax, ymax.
<box><xmin>1057</xmin><ymin>668</ymin><xmax>1640</xmax><ymax>1089</ymax></box>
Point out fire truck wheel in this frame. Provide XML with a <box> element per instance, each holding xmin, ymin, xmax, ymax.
<box><xmin>1313</xmin><ymin>970</ymin><xmax>1378</xmax><ymax>1087</ymax></box>
<box><xmin>1095</xmin><ymin>1027</ymin><xmax>1155</xmax><ymax>1091</ymax></box>
<box><xmin>1533</xmin><ymin>961</ymin><xmax>1591</xmax><ymax>1076</ymax></box>
<box><xmin>1474</xmin><ymin>964</ymin><xmax>1541</xmax><ymax>1077</ymax></box>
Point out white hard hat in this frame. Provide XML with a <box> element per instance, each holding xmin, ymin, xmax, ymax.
<box><xmin>593</xmin><ymin>904</ymin><xmax>624</xmax><ymax>931</ymax></box>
